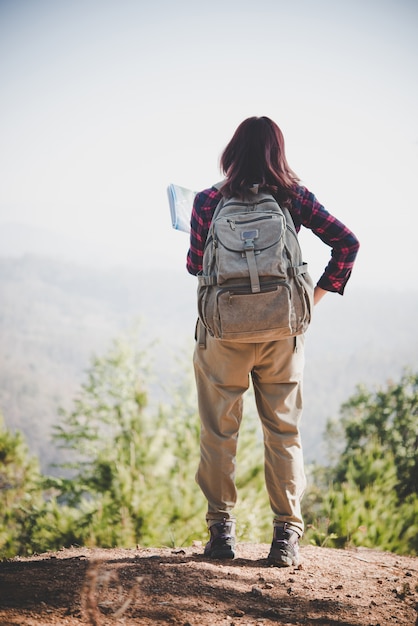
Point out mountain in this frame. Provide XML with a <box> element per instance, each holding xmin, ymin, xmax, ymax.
<box><xmin>0</xmin><ymin>222</ymin><xmax>114</xmax><ymax>269</ymax></box>
<box><xmin>0</xmin><ymin>254</ymin><xmax>417</xmax><ymax>471</ymax></box>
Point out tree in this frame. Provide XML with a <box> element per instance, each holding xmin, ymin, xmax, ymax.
<box><xmin>44</xmin><ymin>326</ymin><xmax>280</xmax><ymax>550</ymax></box>
<box><xmin>303</xmin><ymin>371</ymin><xmax>418</xmax><ymax>554</ymax></box>
<box><xmin>49</xmin><ymin>332</ymin><xmax>169</xmax><ymax>547</ymax></box>
<box><xmin>0</xmin><ymin>414</ymin><xmax>45</xmax><ymax>558</ymax></box>
<box><xmin>330</xmin><ymin>371</ymin><xmax>417</xmax><ymax>498</ymax></box>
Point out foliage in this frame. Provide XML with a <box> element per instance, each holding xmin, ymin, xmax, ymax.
<box><xmin>45</xmin><ymin>331</ymin><xmax>279</xmax><ymax>550</ymax></box>
<box><xmin>2</xmin><ymin>322</ymin><xmax>417</xmax><ymax>558</ymax></box>
<box><xmin>0</xmin><ymin>414</ymin><xmax>46</xmax><ymax>558</ymax></box>
<box><xmin>330</xmin><ymin>372</ymin><xmax>417</xmax><ymax>497</ymax></box>
<box><xmin>303</xmin><ymin>371</ymin><xmax>418</xmax><ymax>555</ymax></box>
<box><xmin>48</xmin><ymin>332</ymin><xmax>195</xmax><ymax>548</ymax></box>
<box><xmin>1</xmin><ymin>328</ymin><xmax>274</xmax><ymax>557</ymax></box>
<box><xmin>2</xmin><ymin>255</ymin><xmax>418</xmax><ymax>479</ymax></box>
<box><xmin>47</xmin><ymin>336</ymin><xmax>273</xmax><ymax>550</ymax></box>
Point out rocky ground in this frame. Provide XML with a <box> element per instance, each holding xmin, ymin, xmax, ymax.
<box><xmin>0</xmin><ymin>543</ymin><xmax>417</xmax><ymax>625</ymax></box>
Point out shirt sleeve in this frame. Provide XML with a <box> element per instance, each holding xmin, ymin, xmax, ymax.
<box><xmin>186</xmin><ymin>186</ymin><xmax>222</xmax><ymax>275</ymax></box>
<box><xmin>290</xmin><ymin>186</ymin><xmax>360</xmax><ymax>294</ymax></box>
<box><xmin>187</xmin><ymin>184</ymin><xmax>360</xmax><ymax>294</ymax></box>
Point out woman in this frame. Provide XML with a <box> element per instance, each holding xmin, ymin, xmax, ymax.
<box><xmin>186</xmin><ymin>116</ymin><xmax>359</xmax><ymax>566</ymax></box>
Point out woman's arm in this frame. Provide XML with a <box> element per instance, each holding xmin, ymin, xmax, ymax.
<box><xmin>293</xmin><ymin>186</ymin><xmax>360</xmax><ymax>295</ymax></box>
<box><xmin>313</xmin><ymin>285</ymin><xmax>328</xmax><ymax>305</ymax></box>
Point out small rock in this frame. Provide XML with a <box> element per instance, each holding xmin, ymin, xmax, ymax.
<box><xmin>395</xmin><ymin>583</ymin><xmax>411</xmax><ymax>598</ymax></box>
<box><xmin>97</xmin><ymin>602</ymin><xmax>113</xmax><ymax>615</ymax></box>
<box><xmin>251</xmin><ymin>586</ymin><xmax>263</xmax><ymax>597</ymax></box>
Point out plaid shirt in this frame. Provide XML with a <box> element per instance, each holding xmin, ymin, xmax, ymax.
<box><xmin>186</xmin><ymin>184</ymin><xmax>360</xmax><ymax>294</ymax></box>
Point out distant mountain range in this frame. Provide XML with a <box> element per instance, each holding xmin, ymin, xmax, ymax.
<box><xmin>0</xmin><ymin>253</ymin><xmax>417</xmax><ymax>472</ymax></box>
<box><xmin>0</xmin><ymin>222</ymin><xmax>115</xmax><ymax>268</ymax></box>
<box><xmin>0</xmin><ymin>220</ymin><xmax>187</xmax><ymax>271</ymax></box>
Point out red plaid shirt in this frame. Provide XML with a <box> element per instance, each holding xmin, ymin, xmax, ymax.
<box><xmin>186</xmin><ymin>184</ymin><xmax>359</xmax><ymax>294</ymax></box>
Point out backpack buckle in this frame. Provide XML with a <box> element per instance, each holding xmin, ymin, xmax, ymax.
<box><xmin>242</xmin><ymin>229</ymin><xmax>259</xmax><ymax>251</ymax></box>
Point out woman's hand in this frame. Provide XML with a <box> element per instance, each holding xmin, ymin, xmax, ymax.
<box><xmin>313</xmin><ymin>286</ymin><xmax>327</xmax><ymax>306</ymax></box>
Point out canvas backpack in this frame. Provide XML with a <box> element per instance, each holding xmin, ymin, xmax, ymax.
<box><xmin>197</xmin><ymin>185</ymin><xmax>314</xmax><ymax>342</ymax></box>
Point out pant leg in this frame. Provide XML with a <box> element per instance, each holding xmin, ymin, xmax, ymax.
<box><xmin>251</xmin><ymin>335</ymin><xmax>306</xmax><ymax>536</ymax></box>
<box><xmin>193</xmin><ymin>330</ymin><xmax>254</xmax><ymax>525</ymax></box>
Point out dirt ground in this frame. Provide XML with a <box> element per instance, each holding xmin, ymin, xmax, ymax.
<box><xmin>0</xmin><ymin>543</ymin><xmax>417</xmax><ymax>626</ymax></box>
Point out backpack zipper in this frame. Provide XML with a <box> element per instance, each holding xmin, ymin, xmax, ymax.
<box><xmin>216</xmin><ymin>281</ymin><xmax>290</xmax><ymax>301</ymax></box>
<box><xmin>226</xmin><ymin>215</ymin><xmax>278</xmax><ymax>230</ymax></box>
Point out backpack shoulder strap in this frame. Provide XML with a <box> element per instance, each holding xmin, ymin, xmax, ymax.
<box><xmin>279</xmin><ymin>204</ymin><xmax>310</xmax><ymax>277</ymax></box>
<box><xmin>209</xmin><ymin>181</ymin><xmax>227</xmax><ymax>223</ymax></box>
<box><xmin>281</xmin><ymin>204</ymin><xmax>297</xmax><ymax>234</ymax></box>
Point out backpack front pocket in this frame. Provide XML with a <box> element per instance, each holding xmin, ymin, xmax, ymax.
<box><xmin>215</xmin><ymin>284</ymin><xmax>293</xmax><ymax>341</ymax></box>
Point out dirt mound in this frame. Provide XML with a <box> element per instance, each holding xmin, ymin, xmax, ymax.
<box><xmin>0</xmin><ymin>543</ymin><xmax>417</xmax><ymax>625</ymax></box>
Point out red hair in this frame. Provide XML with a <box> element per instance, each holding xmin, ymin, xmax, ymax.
<box><xmin>220</xmin><ymin>116</ymin><xmax>299</xmax><ymax>203</ymax></box>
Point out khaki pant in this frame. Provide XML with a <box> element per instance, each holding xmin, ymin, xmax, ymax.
<box><xmin>193</xmin><ymin>324</ymin><xmax>306</xmax><ymax>536</ymax></box>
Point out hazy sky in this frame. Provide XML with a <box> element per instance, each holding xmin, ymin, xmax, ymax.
<box><xmin>1</xmin><ymin>0</ymin><xmax>417</xmax><ymax>288</ymax></box>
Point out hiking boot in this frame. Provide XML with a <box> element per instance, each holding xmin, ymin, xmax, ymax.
<box><xmin>204</xmin><ymin>519</ymin><xmax>235</xmax><ymax>559</ymax></box>
<box><xmin>267</xmin><ymin>524</ymin><xmax>300</xmax><ymax>567</ymax></box>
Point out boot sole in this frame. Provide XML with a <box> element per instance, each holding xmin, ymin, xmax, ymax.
<box><xmin>205</xmin><ymin>548</ymin><xmax>235</xmax><ymax>559</ymax></box>
<box><xmin>267</xmin><ymin>555</ymin><xmax>295</xmax><ymax>567</ymax></box>
<box><xmin>267</xmin><ymin>548</ymin><xmax>298</xmax><ymax>567</ymax></box>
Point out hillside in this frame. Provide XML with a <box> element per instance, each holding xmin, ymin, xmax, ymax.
<box><xmin>0</xmin><ymin>544</ymin><xmax>417</xmax><ymax>625</ymax></box>
<box><xmin>0</xmin><ymin>254</ymin><xmax>417</xmax><ymax>471</ymax></box>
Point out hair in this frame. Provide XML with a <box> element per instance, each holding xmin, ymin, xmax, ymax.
<box><xmin>220</xmin><ymin>116</ymin><xmax>300</xmax><ymax>203</ymax></box>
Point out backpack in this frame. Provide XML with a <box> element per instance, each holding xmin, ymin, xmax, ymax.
<box><xmin>197</xmin><ymin>185</ymin><xmax>314</xmax><ymax>342</ymax></box>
